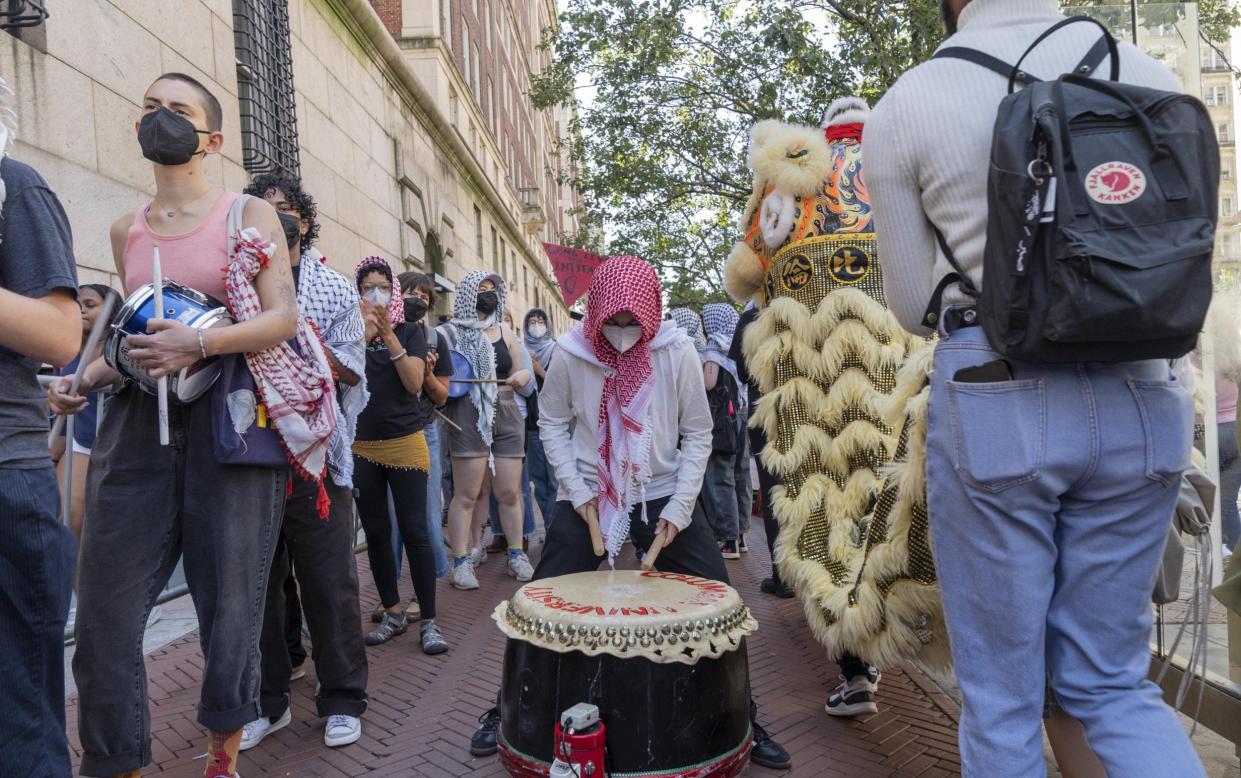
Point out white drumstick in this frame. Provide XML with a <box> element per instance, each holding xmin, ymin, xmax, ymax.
<box><xmin>48</xmin><ymin>294</ymin><xmax>116</xmax><ymax>446</ymax></box>
<box><xmin>153</xmin><ymin>244</ymin><xmax>170</xmax><ymax>446</ymax></box>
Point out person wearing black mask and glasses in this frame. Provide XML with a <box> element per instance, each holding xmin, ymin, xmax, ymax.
<box><xmin>238</xmin><ymin>174</ymin><xmax>370</xmax><ymax>753</ymax></box>
<box><xmin>50</xmin><ymin>73</ymin><xmax>303</xmax><ymax>778</ymax></box>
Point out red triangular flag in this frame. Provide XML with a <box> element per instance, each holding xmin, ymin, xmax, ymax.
<box><xmin>544</xmin><ymin>243</ymin><xmax>605</xmax><ymax>308</ymax></box>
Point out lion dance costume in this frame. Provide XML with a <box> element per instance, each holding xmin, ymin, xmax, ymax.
<box><xmin>724</xmin><ymin>98</ymin><xmax>949</xmax><ymax>669</ymax></box>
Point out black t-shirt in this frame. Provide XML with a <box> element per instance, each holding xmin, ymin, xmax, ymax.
<box><xmin>410</xmin><ymin>323</ymin><xmax>453</xmax><ymax>431</ymax></box>
<box><xmin>730</xmin><ymin>306</ymin><xmax>761</xmax><ymax>408</ymax></box>
<box><xmin>0</xmin><ymin>158</ymin><xmax>78</xmax><ymax>468</ymax></box>
<box><xmin>356</xmin><ymin>322</ymin><xmax>429</xmax><ymax>441</ymax></box>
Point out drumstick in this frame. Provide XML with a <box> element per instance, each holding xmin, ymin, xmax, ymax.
<box><xmin>642</xmin><ymin>527</ymin><xmax>668</xmax><ymax>572</ymax></box>
<box><xmin>584</xmin><ymin>502</ymin><xmax>605</xmax><ymax>557</ymax></box>
<box><xmin>153</xmin><ymin>244</ymin><xmax>170</xmax><ymax>446</ymax></box>
<box><xmin>434</xmin><ymin>408</ymin><xmax>463</xmax><ymax>432</ymax></box>
<box><xmin>48</xmin><ymin>294</ymin><xmax>117</xmax><ymax>446</ymax></box>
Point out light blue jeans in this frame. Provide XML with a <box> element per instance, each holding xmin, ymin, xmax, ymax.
<box><xmin>392</xmin><ymin>420</ymin><xmax>450</xmax><ymax>578</ymax></box>
<box><xmin>925</xmin><ymin>323</ymin><xmax>1203</xmax><ymax>778</ymax></box>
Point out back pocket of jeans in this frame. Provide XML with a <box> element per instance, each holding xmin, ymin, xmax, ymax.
<box><xmin>1129</xmin><ymin>379</ymin><xmax>1193</xmax><ymax>487</ymax></box>
<box><xmin>946</xmin><ymin>379</ymin><xmax>1046</xmax><ymax>492</ymax></box>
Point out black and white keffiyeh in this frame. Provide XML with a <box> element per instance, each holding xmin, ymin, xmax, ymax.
<box><xmin>670</xmin><ymin>308</ymin><xmax>707</xmax><ymax>361</ymax></box>
<box><xmin>298</xmin><ymin>248</ymin><xmax>368</xmax><ymax>488</ymax></box>
<box><xmin>703</xmin><ymin>302</ymin><xmax>743</xmax><ymax>407</ymax></box>
<box><xmin>522</xmin><ymin>307</ymin><xmax>555</xmax><ymax>369</ymax></box>
<box><xmin>451</xmin><ymin>270</ymin><xmax>505</xmax><ymax>453</ymax></box>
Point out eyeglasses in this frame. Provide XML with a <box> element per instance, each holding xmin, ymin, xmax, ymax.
<box><xmin>360</xmin><ymin>283</ymin><xmax>392</xmax><ymax>294</ymax></box>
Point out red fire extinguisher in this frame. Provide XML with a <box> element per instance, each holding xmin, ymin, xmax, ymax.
<box><xmin>550</xmin><ymin>703</ymin><xmax>606</xmax><ymax>777</ymax></box>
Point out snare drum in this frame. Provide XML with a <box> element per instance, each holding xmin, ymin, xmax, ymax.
<box><xmin>494</xmin><ymin>570</ymin><xmax>757</xmax><ymax>777</ymax></box>
<box><xmin>105</xmin><ymin>282</ymin><xmax>233</xmax><ymax>403</ymax></box>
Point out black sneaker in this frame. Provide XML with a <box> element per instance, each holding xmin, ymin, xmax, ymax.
<box><xmin>824</xmin><ymin>669</ymin><xmax>881</xmax><ymax>717</ymax></box>
<box><xmin>750</xmin><ymin>720</ymin><xmax>791</xmax><ymax>769</ymax></box>
<box><xmin>760</xmin><ymin>577</ymin><xmax>795</xmax><ymax>599</ymax></box>
<box><xmin>365</xmin><ymin>611</ymin><xmax>408</xmax><ymax>646</ymax></box>
<box><xmin>720</xmin><ymin>539</ymin><xmax>740</xmax><ymax>560</ymax></box>
<box><xmin>470</xmin><ymin>706</ymin><xmax>501</xmax><ymax>756</ymax></box>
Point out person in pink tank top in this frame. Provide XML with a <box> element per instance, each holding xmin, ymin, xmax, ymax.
<box><xmin>48</xmin><ymin>73</ymin><xmax>298</xmax><ymax>778</ymax></box>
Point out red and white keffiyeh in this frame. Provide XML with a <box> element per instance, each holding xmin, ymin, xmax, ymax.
<box><xmin>573</xmin><ymin>255</ymin><xmax>663</xmax><ymax>558</ymax></box>
<box><xmin>354</xmin><ymin>256</ymin><xmax>404</xmax><ymax>342</ymax></box>
<box><xmin>225</xmin><ymin>228</ymin><xmax>337</xmax><ymax>511</ymax></box>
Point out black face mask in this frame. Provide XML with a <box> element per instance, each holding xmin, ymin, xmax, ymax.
<box><xmin>403</xmin><ymin>296</ymin><xmax>428</xmax><ymax>323</ymax></box>
<box><xmin>138</xmin><ymin>107</ymin><xmax>210</xmax><ymax>166</ymax></box>
<box><xmin>476</xmin><ymin>290</ymin><xmax>499</xmax><ymax>316</ymax></box>
<box><xmin>277</xmin><ymin>211</ymin><xmax>302</xmax><ymax>250</ymax></box>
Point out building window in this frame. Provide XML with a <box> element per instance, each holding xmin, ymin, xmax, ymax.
<box><xmin>1220</xmin><ymin>122</ymin><xmax>1234</xmax><ymax>144</ymax></box>
<box><xmin>1206</xmin><ymin>85</ymin><xmax>1230</xmax><ymax>107</ymax></box>
<box><xmin>1224</xmin><ymin>196</ymin><xmax>1234</xmax><ymax>218</ymax></box>
<box><xmin>491</xmin><ymin>226</ymin><xmax>499</xmax><ymax>273</ymax></box>
<box><xmin>1224</xmin><ymin>160</ymin><xmax>1233</xmax><ymax>181</ymax></box>
<box><xmin>450</xmin><ymin>88</ymin><xmax>459</xmax><ymax>125</ymax></box>
<box><xmin>1</xmin><ymin>0</ymin><xmax>49</xmax><ymax>50</ymax></box>
<box><xmin>233</xmin><ymin>0</ymin><xmax>300</xmax><ymax>175</ymax></box>
<box><xmin>441</xmin><ymin>0</ymin><xmax>452</xmax><ymax>48</ymax></box>
<box><xmin>462</xmin><ymin>28</ymin><xmax>470</xmax><ymax>87</ymax></box>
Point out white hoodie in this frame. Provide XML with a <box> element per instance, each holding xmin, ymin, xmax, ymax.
<box><xmin>537</xmin><ymin>320</ymin><xmax>712</xmax><ymax>530</ymax></box>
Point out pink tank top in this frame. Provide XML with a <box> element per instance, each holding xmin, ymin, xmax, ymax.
<box><xmin>124</xmin><ymin>192</ymin><xmax>238</xmax><ymax>303</ymax></box>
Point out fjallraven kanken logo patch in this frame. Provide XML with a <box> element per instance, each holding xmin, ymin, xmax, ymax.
<box><xmin>1085</xmin><ymin>161</ymin><xmax>1147</xmax><ymax>205</ymax></box>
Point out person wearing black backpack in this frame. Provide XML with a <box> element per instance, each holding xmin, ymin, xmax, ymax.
<box><xmin>867</xmin><ymin>2</ymin><xmax>1209</xmax><ymax>775</ymax></box>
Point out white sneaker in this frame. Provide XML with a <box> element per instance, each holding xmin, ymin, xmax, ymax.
<box><xmin>324</xmin><ymin>714</ymin><xmax>362</xmax><ymax>748</ymax></box>
<box><xmin>469</xmin><ymin>546</ymin><xmax>488</xmax><ymax>567</ymax></box>
<box><xmin>824</xmin><ymin>669</ymin><xmax>882</xmax><ymax>718</ymax></box>
<box><xmin>452</xmin><ymin>560</ymin><xmax>480</xmax><ymax>590</ymax></box>
<box><xmin>507</xmin><ymin>552</ymin><xmax>534</xmax><ymax>582</ymax></box>
<box><xmin>240</xmin><ymin>708</ymin><xmax>292</xmax><ymax>750</ymax></box>
<box><xmin>289</xmin><ymin>666</ymin><xmax>306</xmax><ymax>681</ymax></box>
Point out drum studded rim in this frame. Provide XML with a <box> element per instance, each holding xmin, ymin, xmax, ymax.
<box><xmin>497</xmin><ymin>724</ymin><xmax>753</xmax><ymax>778</ymax></box>
<box><xmin>493</xmin><ymin>571</ymin><xmax>758</xmax><ymax>665</ymax></box>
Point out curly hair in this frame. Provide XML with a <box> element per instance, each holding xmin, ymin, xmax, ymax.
<box><xmin>243</xmin><ymin>172</ymin><xmax>320</xmax><ymax>249</ymax></box>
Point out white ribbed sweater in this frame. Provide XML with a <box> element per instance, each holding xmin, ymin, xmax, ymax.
<box><xmin>867</xmin><ymin>0</ymin><xmax>1181</xmax><ymax>334</ymax></box>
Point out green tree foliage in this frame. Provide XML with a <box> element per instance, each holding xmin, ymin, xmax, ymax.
<box><xmin>532</xmin><ymin>0</ymin><xmax>1237</xmax><ymax>307</ymax></box>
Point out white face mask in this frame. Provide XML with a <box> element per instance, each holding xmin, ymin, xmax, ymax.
<box><xmin>602</xmin><ymin>324</ymin><xmax>643</xmax><ymax>354</ymax></box>
<box><xmin>528</xmin><ymin>323</ymin><xmax>548</xmax><ymax>339</ymax></box>
<box><xmin>364</xmin><ymin>288</ymin><xmax>391</xmax><ymax>308</ymax></box>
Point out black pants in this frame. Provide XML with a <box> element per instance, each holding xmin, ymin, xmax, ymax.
<box><xmin>283</xmin><ymin>571</ymin><xmax>307</xmax><ymax>669</ymax></box>
<box><xmin>535</xmin><ymin>497</ymin><xmax>728</xmax><ymax>583</ymax></box>
<box><xmin>260</xmin><ymin>475</ymin><xmax>368</xmax><ymax>719</ymax></box>
<box><xmin>353</xmin><ymin>455</ymin><xmax>437</xmax><ymax>618</ymax></box>
<box><xmin>749</xmin><ymin>426</ymin><xmax>783</xmax><ymax>583</ymax></box>
<box><xmin>76</xmin><ymin>387</ymin><xmax>286</xmax><ymax>776</ymax></box>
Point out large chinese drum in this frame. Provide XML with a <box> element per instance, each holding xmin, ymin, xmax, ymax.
<box><xmin>493</xmin><ymin>570</ymin><xmax>757</xmax><ymax>777</ymax></box>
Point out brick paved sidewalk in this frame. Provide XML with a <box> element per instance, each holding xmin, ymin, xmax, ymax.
<box><xmin>65</xmin><ymin>531</ymin><xmax>962</xmax><ymax>777</ymax></box>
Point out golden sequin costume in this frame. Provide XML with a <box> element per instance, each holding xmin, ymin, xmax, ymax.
<box><xmin>724</xmin><ymin>98</ymin><xmax>948</xmax><ymax>670</ymax></box>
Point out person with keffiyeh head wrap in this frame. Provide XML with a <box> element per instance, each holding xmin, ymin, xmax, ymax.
<box><xmin>238</xmin><ymin>174</ymin><xmax>370</xmax><ymax>754</ymax></box>
<box><xmin>348</xmin><ymin>256</ymin><xmax>450</xmax><ymax>659</ymax></box>
<box><xmin>440</xmin><ymin>270</ymin><xmax>534</xmax><ymax>590</ymax></box>
<box><xmin>522</xmin><ymin>307</ymin><xmax>559</xmax><ymax>530</ymax></box>
<box><xmin>0</xmin><ymin>73</ymin><xmax>81</xmax><ymax>778</ymax></box>
<box><xmin>702</xmin><ymin>302</ymin><xmax>752</xmax><ymax>556</ymax></box>
<box><xmin>670</xmin><ymin>306</ymin><xmax>707</xmax><ymax>356</ymax></box>
<box><xmin>468</xmin><ymin>256</ymin><xmax>791</xmax><ymax>770</ymax></box>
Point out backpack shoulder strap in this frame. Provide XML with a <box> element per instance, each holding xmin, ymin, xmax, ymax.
<box><xmin>933</xmin><ymin>47</ymin><xmax>1040</xmax><ymax>87</ymax></box>
<box><xmin>1074</xmin><ymin>34</ymin><xmax>1113</xmax><ymax>78</ymax></box>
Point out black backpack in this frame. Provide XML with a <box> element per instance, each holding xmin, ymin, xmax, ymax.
<box><xmin>928</xmin><ymin>17</ymin><xmax>1218</xmax><ymax>362</ymax></box>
